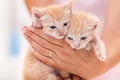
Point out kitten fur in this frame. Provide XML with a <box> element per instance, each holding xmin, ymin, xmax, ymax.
<box><xmin>32</xmin><ymin>0</ymin><xmax>72</xmax><ymax>39</ymax></box>
<box><xmin>23</xmin><ymin>1</ymin><xmax>73</xmax><ymax>80</ymax></box>
<box><xmin>65</xmin><ymin>12</ymin><xmax>106</xmax><ymax>61</ymax></box>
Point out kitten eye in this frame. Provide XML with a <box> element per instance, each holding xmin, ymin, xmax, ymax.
<box><xmin>63</xmin><ymin>22</ymin><xmax>68</xmax><ymax>26</ymax></box>
<box><xmin>50</xmin><ymin>26</ymin><xmax>56</xmax><ymax>29</ymax></box>
<box><xmin>81</xmin><ymin>36</ymin><xmax>87</xmax><ymax>40</ymax></box>
<box><xmin>67</xmin><ymin>37</ymin><xmax>73</xmax><ymax>40</ymax></box>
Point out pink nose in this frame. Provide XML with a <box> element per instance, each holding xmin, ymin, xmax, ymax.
<box><xmin>58</xmin><ymin>30</ymin><xmax>64</xmax><ymax>36</ymax></box>
<box><xmin>60</xmin><ymin>32</ymin><xmax>64</xmax><ymax>36</ymax></box>
<box><xmin>74</xmin><ymin>44</ymin><xmax>80</xmax><ymax>48</ymax></box>
<box><xmin>74</xmin><ymin>42</ymin><xmax>80</xmax><ymax>48</ymax></box>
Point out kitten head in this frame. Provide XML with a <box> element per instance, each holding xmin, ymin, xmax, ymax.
<box><xmin>32</xmin><ymin>0</ymin><xmax>73</xmax><ymax>39</ymax></box>
<box><xmin>66</xmin><ymin>12</ymin><xmax>100</xmax><ymax>49</ymax></box>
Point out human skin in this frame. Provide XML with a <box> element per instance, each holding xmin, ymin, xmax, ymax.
<box><xmin>22</xmin><ymin>0</ymin><xmax>120</xmax><ymax>79</ymax></box>
<box><xmin>24</xmin><ymin>0</ymin><xmax>54</xmax><ymax>13</ymax></box>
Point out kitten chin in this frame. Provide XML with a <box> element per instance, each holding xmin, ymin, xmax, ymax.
<box><xmin>71</xmin><ymin>45</ymin><xmax>85</xmax><ymax>50</ymax></box>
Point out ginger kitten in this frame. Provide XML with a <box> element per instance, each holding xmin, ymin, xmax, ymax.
<box><xmin>23</xmin><ymin>1</ymin><xmax>73</xmax><ymax>80</ymax></box>
<box><xmin>32</xmin><ymin>1</ymin><xmax>72</xmax><ymax>39</ymax></box>
<box><xmin>66</xmin><ymin>12</ymin><xmax>106</xmax><ymax>61</ymax></box>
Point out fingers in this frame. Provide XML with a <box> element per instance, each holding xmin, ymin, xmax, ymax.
<box><xmin>32</xmin><ymin>49</ymin><xmax>64</xmax><ymax>70</ymax></box>
<box><xmin>23</xmin><ymin>32</ymin><xmax>65</xmax><ymax>68</ymax></box>
<box><xmin>24</xmin><ymin>35</ymin><xmax>49</xmax><ymax>57</ymax></box>
<box><xmin>22</xmin><ymin>27</ymin><xmax>68</xmax><ymax>64</ymax></box>
<box><xmin>22</xmin><ymin>26</ymin><xmax>62</xmax><ymax>51</ymax></box>
<box><xmin>28</xmin><ymin>26</ymin><xmax>66</xmax><ymax>47</ymax></box>
<box><xmin>24</xmin><ymin>34</ymin><xmax>60</xmax><ymax>59</ymax></box>
<box><xmin>32</xmin><ymin>49</ymin><xmax>56</xmax><ymax>67</ymax></box>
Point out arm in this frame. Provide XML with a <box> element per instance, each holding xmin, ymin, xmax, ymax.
<box><xmin>24</xmin><ymin>0</ymin><xmax>54</xmax><ymax>13</ymax></box>
<box><xmin>101</xmin><ymin>0</ymin><xmax>120</xmax><ymax>70</ymax></box>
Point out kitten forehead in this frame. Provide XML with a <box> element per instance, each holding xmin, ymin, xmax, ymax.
<box><xmin>69</xmin><ymin>11</ymin><xmax>99</xmax><ymax>35</ymax></box>
<box><xmin>45</xmin><ymin>7</ymin><xmax>63</xmax><ymax>20</ymax></box>
<box><xmin>43</xmin><ymin>4</ymin><xmax>71</xmax><ymax>22</ymax></box>
<box><xmin>69</xmin><ymin>12</ymin><xmax>85</xmax><ymax>35</ymax></box>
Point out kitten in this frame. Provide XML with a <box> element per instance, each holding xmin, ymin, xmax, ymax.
<box><xmin>65</xmin><ymin>12</ymin><xmax>106</xmax><ymax>61</ymax></box>
<box><xmin>23</xmin><ymin>1</ymin><xmax>73</xmax><ymax>80</ymax></box>
<box><xmin>32</xmin><ymin>1</ymin><xmax>72</xmax><ymax>39</ymax></box>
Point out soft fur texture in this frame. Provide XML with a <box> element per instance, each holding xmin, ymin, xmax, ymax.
<box><xmin>23</xmin><ymin>1</ymin><xmax>73</xmax><ymax>80</ymax></box>
<box><xmin>32</xmin><ymin>1</ymin><xmax>72</xmax><ymax>39</ymax></box>
<box><xmin>65</xmin><ymin>12</ymin><xmax>106</xmax><ymax>61</ymax></box>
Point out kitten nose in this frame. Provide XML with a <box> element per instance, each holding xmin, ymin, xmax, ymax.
<box><xmin>74</xmin><ymin>42</ymin><xmax>80</xmax><ymax>48</ymax></box>
<box><xmin>58</xmin><ymin>30</ymin><xmax>64</xmax><ymax>36</ymax></box>
<box><xmin>74</xmin><ymin>44</ymin><xmax>80</xmax><ymax>48</ymax></box>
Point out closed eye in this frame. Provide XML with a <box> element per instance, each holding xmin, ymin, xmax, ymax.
<box><xmin>81</xmin><ymin>36</ymin><xmax>87</xmax><ymax>40</ymax></box>
<box><xmin>68</xmin><ymin>37</ymin><xmax>73</xmax><ymax>40</ymax></box>
<box><xmin>50</xmin><ymin>26</ymin><xmax>56</xmax><ymax>29</ymax></box>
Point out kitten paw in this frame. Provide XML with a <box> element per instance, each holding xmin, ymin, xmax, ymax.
<box><xmin>97</xmin><ymin>53</ymin><xmax>106</xmax><ymax>61</ymax></box>
<box><xmin>32</xmin><ymin>21</ymin><xmax>42</xmax><ymax>29</ymax></box>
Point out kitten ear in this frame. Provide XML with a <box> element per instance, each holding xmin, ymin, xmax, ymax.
<box><xmin>32</xmin><ymin>7</ymin><xmax>46</xmax><ymax>19</ymax></box>
<box><xmin>63</xmin><ymin>0</ymin><xmax>73</xmax><ymax>14</ymax></box>
<box><xmin>88</xmin><ymin>18</ymin><xmax>100</xmax><ymax>30</ymax></box>
<box><xmin>88</xmin><ymin>22</ymin><xmax>99</xmax><ymax>30</ymax></box>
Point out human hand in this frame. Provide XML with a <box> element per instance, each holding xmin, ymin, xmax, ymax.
<box><xmin>22</xmin><ymin>26</ymin><xmax>108</xmax><ymax>79</ymax></box>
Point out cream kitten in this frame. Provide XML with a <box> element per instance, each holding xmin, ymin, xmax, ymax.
<box><xmin>66</xmin><ymin>12</ymin><xmax>106</xmax><ymax>61</ymax></box>
<box><xmin>32</xmin><ymin>1</ymin><xmax>72</xmax><ymax>39</ymax></box>
<box><xmin>23</xmin><ymin>1</ymin><xmax>73</xmax><ymax>80</ymax></box>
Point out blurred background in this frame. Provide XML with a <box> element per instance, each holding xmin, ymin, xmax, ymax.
<box><xmin>0</xmin><ymin>0</ymin><xmax>31</xmax><ymax>80</ymax></box>
<box><xmin>0</xmin><ymin>0</ymin><xmax>120</xmax><ymax>80</ymax></box>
